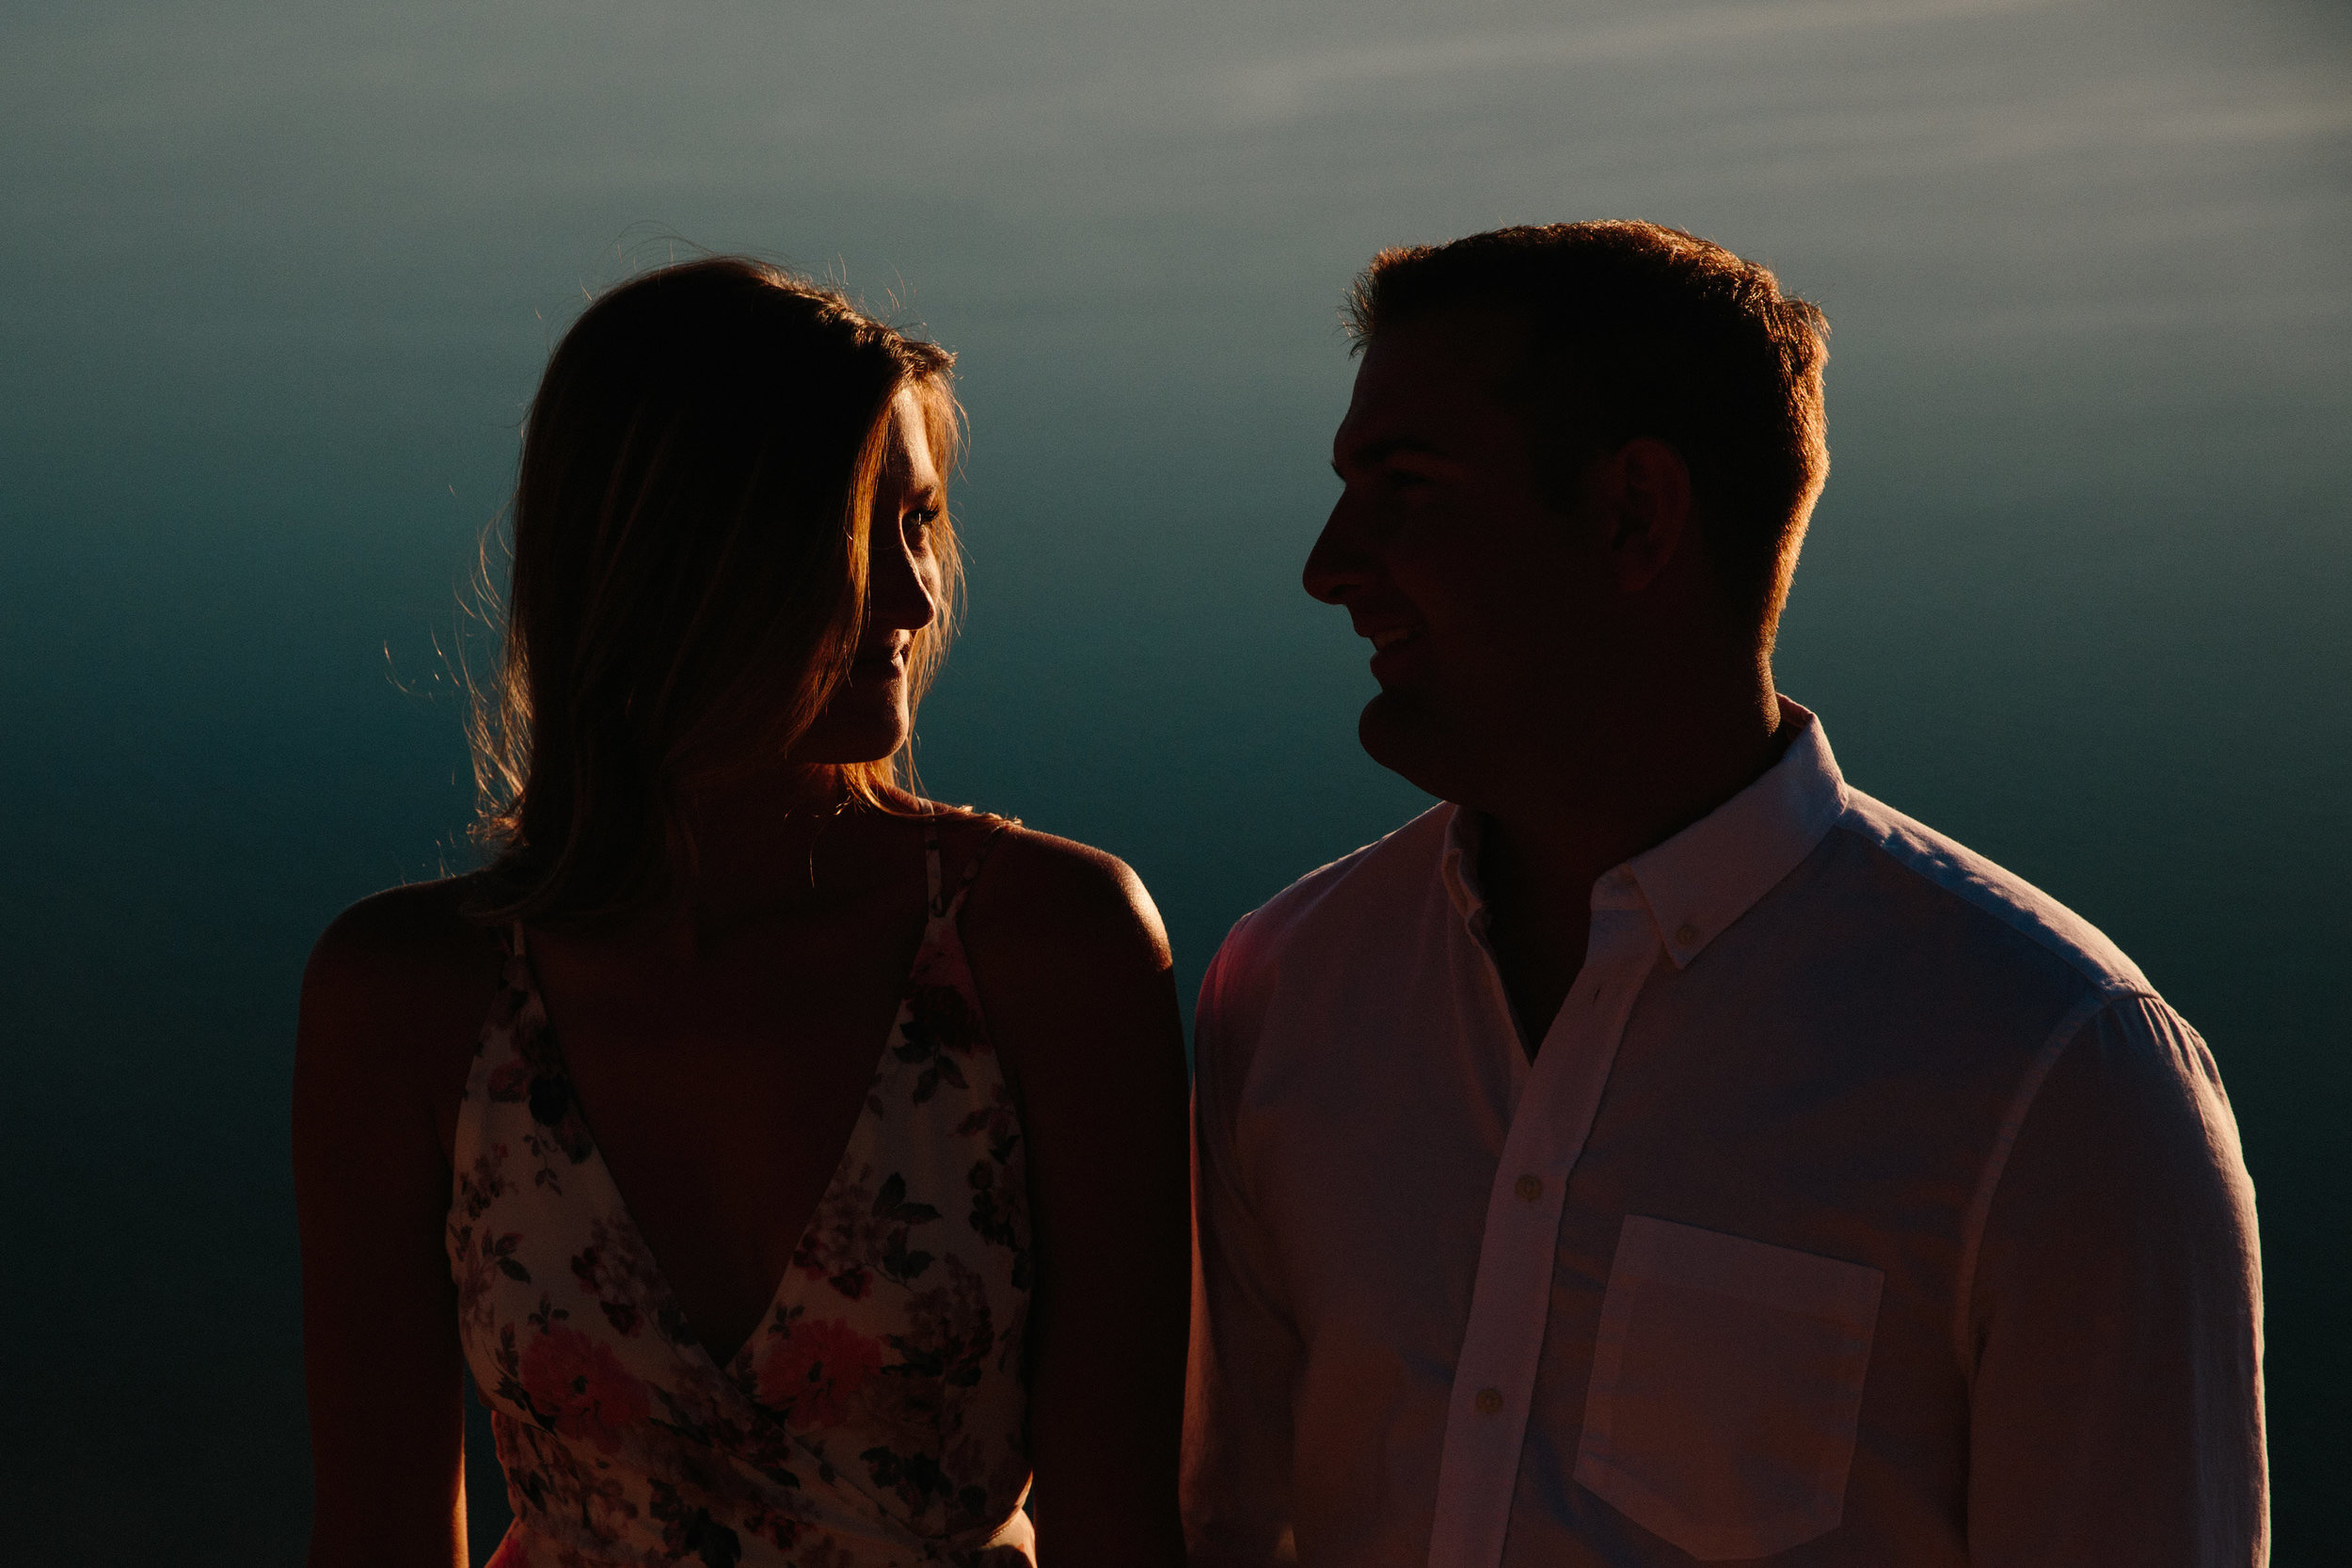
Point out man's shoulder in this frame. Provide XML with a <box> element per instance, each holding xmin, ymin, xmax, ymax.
<box><xmin>1197</xmin><ymin>802</ymin><xmax>1452</xmax><ymax>1028</ymax></box>
<box><xmin>1220</xmin><ymin>803</ymin><xmax>1451</xmax><ymax>962</ymax></box>
<box><xmin>1825</xmin><ymin>787</ymin><xmax>2152</xmax><ymax>1002</ymax></box>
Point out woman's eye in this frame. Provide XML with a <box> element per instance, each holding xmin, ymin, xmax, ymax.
<box><xmin>903</xmin><ymin>508</ymin><xmax>939</xmax><ymax>544</ymax></box>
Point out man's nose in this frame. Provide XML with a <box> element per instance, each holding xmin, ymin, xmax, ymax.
<box><xmin>1302</xmin><ymin>492</ymin><xmax>1372</xmax><ymax>606</ymax></box>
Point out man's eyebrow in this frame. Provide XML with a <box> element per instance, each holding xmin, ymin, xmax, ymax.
<box><xmin>1334</xmin><ymin>435</ymin><xmax>1456</xmax><ymax>473</ymax></box>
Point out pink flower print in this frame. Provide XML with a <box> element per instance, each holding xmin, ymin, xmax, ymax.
<box><xmin>519</xmin><ymin>1323</ymin><xmax>649</xmax><ymax>1455</ymax></box>
<box><xmin>755</xmin><ymin>1317</ymin><xmax>883</xmax><ymax>1429</ymax></box>
<box><xmin>486</xmin><ymin>1056</ymin><xmax>532</xmax><ymax>1101</ymax></box>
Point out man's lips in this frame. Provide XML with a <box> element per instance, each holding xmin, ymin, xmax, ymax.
<box><xmin>1360</xmin><ymin>623</ymin><xmax>1425</xmax><ymax>682</ymax></box>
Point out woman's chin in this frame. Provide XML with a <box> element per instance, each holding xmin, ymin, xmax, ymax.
<box><xmin>787</xmin><ymin>705</ymin><xmax>913</xmax><ymax>770</ymax></box>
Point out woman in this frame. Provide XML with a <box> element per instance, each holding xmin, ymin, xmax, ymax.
<box><xmin>294</xmin><ymin>259</ymin><xmax>1190</xmax><ymax>1567</ymax></box>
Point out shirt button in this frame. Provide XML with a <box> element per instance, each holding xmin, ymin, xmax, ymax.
<box><xmin>1475</xmin><ymin>1386</ymin><xmax>1504</xmax><ymax>1416</ymax></box>
<box><xmin>1676</xmin><ymin>922</ymin><xmax>1698</xmax><ymax>947</ymax></box>
<box><xmin>1515</xmin><ymin>1174</ymin><xmax>1542</xmax><ymax>1202</ymax></box>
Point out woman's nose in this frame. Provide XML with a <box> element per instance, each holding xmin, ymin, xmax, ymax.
<box><xmin>870</xmin><ymin>520</ymin><xmax>938</xmax><ymax>632</ymax></box>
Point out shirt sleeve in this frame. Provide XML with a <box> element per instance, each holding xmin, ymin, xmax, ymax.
<box><xmin>1182</xmin><ymin>930</ymin><xmax>1306</xmax><ymax>1568</ymax></box>
<box><xmin>1963</xmin><ymin>993</ymin><xmax>2266</xmax><ymax>1565</ymax></box>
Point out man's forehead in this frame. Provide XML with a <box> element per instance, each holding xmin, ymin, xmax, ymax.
<box><xmin>1336</xmin><ymin>312</ymin><xmax>1525</xmax><ymax>456</ymax></box>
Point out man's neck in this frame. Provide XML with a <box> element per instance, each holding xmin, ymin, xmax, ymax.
<box><xmin>1474</xmin><ymin>671</ymin><xmax>1788</xmax><ymax>1053</ymax></box>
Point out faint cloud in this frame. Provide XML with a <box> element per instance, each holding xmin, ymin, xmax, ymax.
<box><xmin>1203</xmin><ymin>0</ymin><xmax>2058</xmax><ymax>126</ymax></box>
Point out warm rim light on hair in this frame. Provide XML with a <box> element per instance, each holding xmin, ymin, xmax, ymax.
<box><xmin>465</xmin><ymin>257</ymin><xmax>965</xmax><ymax>929</ymax></box>
<box><xmin>1344</xmin><ymin>220</ymin><xmax>1829</xmax><ymax>654</ymax></box>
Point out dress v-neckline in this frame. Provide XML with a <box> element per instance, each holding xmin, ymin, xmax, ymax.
<box><xmin>507</xmin><ymin>863</ymin><xmax>961</xmax><ymax>1378</ymax></box>
<box><xmin>451</xmin><ymin>817</ymin><xmax>1035</xmax><ymax>1560</ymax></box>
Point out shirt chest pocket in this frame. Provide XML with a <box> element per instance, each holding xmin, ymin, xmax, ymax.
<box><xmin>1572</xmin><ymin>1216</ymin><xmax>1883</xmax><ymax>1560</ymax></box>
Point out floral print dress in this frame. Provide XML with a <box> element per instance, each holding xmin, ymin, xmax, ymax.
<box><xmin>446</xmin><ymin>823</ymin><xmax>1035</xmax><ymax>1567</ymax></box>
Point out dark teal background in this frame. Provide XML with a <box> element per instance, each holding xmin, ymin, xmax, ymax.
<box><xmin>3</xmin><ymin>0</ymin><xmax>2345</xmax><ymax>1559</ymax></box>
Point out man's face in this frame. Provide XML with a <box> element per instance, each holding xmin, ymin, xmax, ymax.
<box><xmin>1304</xmin><ymin>309</ymin><xmax>1617</xmax><ymax>803</ymax></box>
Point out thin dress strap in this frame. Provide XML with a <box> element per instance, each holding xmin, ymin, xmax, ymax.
<box><xmin>933</xmin><ymin>819</ymin><xmax>1012</xmax><ymax>922</ymax></box>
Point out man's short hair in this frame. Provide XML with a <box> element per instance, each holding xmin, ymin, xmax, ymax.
<box><xmin>1345</xmin><ymin>221</ymin><xmax>1830</xmax><ymax>645</ymax></box>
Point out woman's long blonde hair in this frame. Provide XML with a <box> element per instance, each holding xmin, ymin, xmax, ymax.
<box><xmin>468</xmin><ymin>258</ymin><xmax>964</xmax><ymax>927</ymax></box>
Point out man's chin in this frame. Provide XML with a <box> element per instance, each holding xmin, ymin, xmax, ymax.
<box><xmin>1358</xmin><ymin>690</ymin><xmax>1470</xmax><ymax>802</ymax></box>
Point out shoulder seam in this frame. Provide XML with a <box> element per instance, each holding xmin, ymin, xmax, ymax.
<box><xmin>1235</xmin><ymin>805</ymin><xmax>1453</xmax><ymax>932</ymax></box>
<box><xmin>1828</xmin><ymin>812</ymin><xmax>2146</xmax><ymax>1000</ymax></box>
<box><xmin>1950</xmin><ymin>989</ymin><xmax>2112</xmax><ymax>1376</ymax></box>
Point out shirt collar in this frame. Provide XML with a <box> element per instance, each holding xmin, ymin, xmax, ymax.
<box><xmin>1628</xmin><ymin>697</ymin><xmax>1846</xmax><ymax>967</ymax></box>
<box><xmin>1439</xmin><ymin>802</ymin><xmax>1493</xmax><ymax>929</ymax></box>
<box><xmin>1438</xmin><ymin>697</ymin><xmax>1848</xmax><ymax>967</ymax></box>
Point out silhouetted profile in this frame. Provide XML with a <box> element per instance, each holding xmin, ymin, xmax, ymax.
<box><xmin>1183</xmin><ymin>223</ymin><xmax>2265</xmax><ymax>1565</ymax></box>
<box><xmin>294</xmin><ymin>258</ymin><xmax>1189</xmax><ymax>1568</ymax></box>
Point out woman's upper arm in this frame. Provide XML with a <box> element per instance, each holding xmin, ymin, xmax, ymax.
<box><xmin>964</xmin><ymin>831</ymin><xmax>1190</xmax><ymax>1568</ymax></box>
<box><xmin>294</xmin><ymin>887</ymin><xmax>489</xmax><ymax>1568</ymax></box>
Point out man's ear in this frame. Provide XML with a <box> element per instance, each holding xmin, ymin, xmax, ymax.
<box><xmin>1594</xmin><ymin>437</ymin><xmax>1693</xmax><ymax>594</ymax></box>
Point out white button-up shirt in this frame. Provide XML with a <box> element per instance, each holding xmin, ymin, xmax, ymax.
<box><xmin>1184</xmin><ymin>705</ymin><xmax>2265</xmax><ymax>1566</ymax></box>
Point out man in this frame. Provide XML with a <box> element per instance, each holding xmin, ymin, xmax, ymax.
<box><xmin>1183</xmin><ymin>222</ymin><xmax>2265</xmax><ymax>1566</ymax></box>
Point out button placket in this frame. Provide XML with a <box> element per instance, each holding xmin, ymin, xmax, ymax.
<box><xmin>1426</xmin><ymin>896</ymin><xmax>1659</xmax><ymax>1568</ymax></box>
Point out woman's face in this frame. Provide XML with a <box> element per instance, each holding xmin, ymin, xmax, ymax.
<box><xmin>788</xmin><ymin>388</ymin><xmax>946</xmax><ymax>767</ymax></box>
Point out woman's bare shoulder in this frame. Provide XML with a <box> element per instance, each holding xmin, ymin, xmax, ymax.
<box><xmin>953</xmin><ymin>817</ymin><xmax>1181</xmax><ymax>1107</ymax></box>
<box><xmin>299</xmin><ymin>874</ymin><xmax>506</xmax><ymax>1085</ymax></box>
<box><xmin>308</xmin><ymin>874</ymin><xmax>504</xmax><ymax>994</ymax></box>
<box><xmin>967</xmin><ymin>821</ymin><xmax>1170</xmax><ymax>973</ymax></box>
